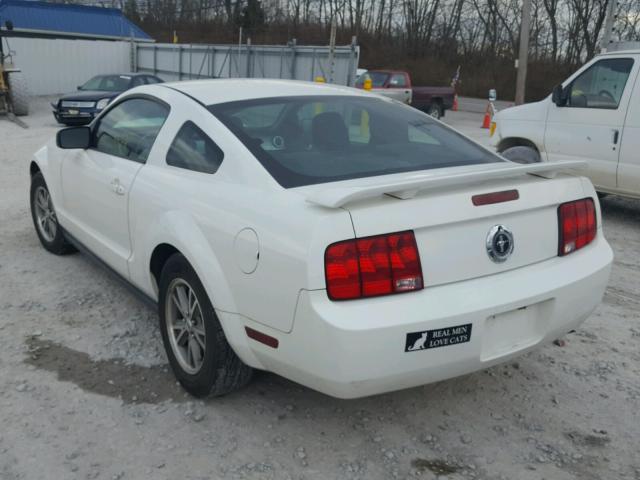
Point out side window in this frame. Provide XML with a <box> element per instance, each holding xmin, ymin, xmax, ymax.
<box><xmin>166</xmin><ymin>121</ymin><xmax>224</xmax><ymax>174</ymax></box>
<box><xmin>132</xmin><ymin>76</ymin><xmax>146</xmax><ymax>87</ymax></box>
<box><xmin>93</xmin><ymin>98</ymin><xmax>169</xmax><ymax>163</ymax></box>
<box><xmin>568</xmin><ymin>58</ymin><xmax>634</xmax><ymax>109</ymax></box>
<box><xmin>145</xmin><ymin>76</ymin><xmax>162</xmax><ymax>85</ymax></box>
<box><xmin>389</xmin><ymin>74</ymin><xmax>407</xmax><ymax>87</ymax></box>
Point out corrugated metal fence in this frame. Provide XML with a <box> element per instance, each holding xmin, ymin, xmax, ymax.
<box><xmin>5</xmin><ymin>37</ymin><xmax>131</xmax><ymax>95</ymax></box>
<box><xmin>135</xmin><ymin>42</ymin><xmax>360</xmax><ymax>86</ymax></box>
<box><xmin>4</xmin><ymin>37</ymin><xmax>360</xmax><ymax>95</ymax></box>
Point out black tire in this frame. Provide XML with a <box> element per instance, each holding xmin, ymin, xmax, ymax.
<box><xmin>158</xmin><ymin>253</ymin><xmax>253</xmax><ymax>397</ymax></box>
<box><xmin>597</xmin><ymin>192</ymin><xmax>609</xmax><ymax>200</ymax></box>
<box><xmin>30</xmin><ymin>172</ymin><xmax>76</xmax><ymax>255</ymax></box>
<box><xmin>7</xmin><ymin>71</ymin><xmax>29</xmax><ymax>116</ymax></box>
<box><xmin>427</xmin><ymin>103</ymin><xmax>442</xmax><ymax>120</ymax></box>
<box><xmin>500</xmin><ymin>145</ymin><xmax>541</xmax><ymax>164</ymax></box>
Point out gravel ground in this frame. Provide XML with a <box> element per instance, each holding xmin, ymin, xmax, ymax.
<box><xmin>0</xmin><ymin>98</ymin><xmax>639</xmax><ymax>480</ymax></box>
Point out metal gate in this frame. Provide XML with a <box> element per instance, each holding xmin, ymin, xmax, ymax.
<box><xmin>135</xmin><ymin>41</ymin><xmax>360</xmax><ymax>86</ymax></box>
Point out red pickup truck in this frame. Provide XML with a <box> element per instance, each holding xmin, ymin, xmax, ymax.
<box><xmin>355</xmin><ymin>70</ymin><xmax>455</xmax><ymax>119</ymax></box>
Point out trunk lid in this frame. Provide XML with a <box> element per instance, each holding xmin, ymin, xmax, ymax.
<box><xmin>299</xmin><ymin>165</ymin><xmax>589</xmax><ymax>288</ymax></box>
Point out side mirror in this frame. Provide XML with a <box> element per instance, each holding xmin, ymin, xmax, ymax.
<box><xmin>57</xmin><ymin>126</ymin><xmax>91</xmax><ymax>149</ymax></box>
<box><xmin>552</xmin><ymin>84</ymin><xmax>568</xmax><ymax>107</ymax></box>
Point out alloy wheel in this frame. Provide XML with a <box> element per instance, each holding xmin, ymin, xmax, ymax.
<box><xmin>165</xmin><ymin>278</ymin><xmax>207</xmax><ymax>375</ymax></box>
<box><xmin>34</xmin><ymin>186</ymin><xmax>58</xmax><ymax>242</ymax></box>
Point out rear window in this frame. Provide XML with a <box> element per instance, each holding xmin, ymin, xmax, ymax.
<box><xmin>208</xmin><ymin>96</ymin><xmax>502</xmax><ymax>188</ymax></box>
<box><xmin>80</xmin><ymin>75</ymin><xmax>131</xmax><ymax>92</ymax></box>
<box><xmin>355</xmin><ymin>72</ymin><xmax>389</xmax><ymax>88</ymax></box>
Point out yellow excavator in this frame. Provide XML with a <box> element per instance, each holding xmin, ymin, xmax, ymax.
<box><xmin>0</xmin><ymin>19</ymin><xmax>29</xmax><ymax>126</ymax></box>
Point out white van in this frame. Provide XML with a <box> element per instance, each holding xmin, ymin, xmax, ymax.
<box><xmin>490</xmin><ymin>50</ymin><xmax>640</xmax><ymax>199</ymax></box>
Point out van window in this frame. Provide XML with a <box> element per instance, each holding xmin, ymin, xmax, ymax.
<box><xmin>568</xmin><ymin>58</ymin><xmax>634</xmax><ymax>109</ymax></box>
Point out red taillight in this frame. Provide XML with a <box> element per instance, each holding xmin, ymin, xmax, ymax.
<box><xmin>325</xmin><ymin>231</ymin><xmax>423</xmax><ymax>300</ymax></box>
<box><xmin>558</xmin><ymin>198</ymin><xmax>597</xmax><ymax>256</ymax></box>
<box><xmin>324</xmin><ymin>239</ymin><xmax>360</xmax><ymax>300</ymax></box>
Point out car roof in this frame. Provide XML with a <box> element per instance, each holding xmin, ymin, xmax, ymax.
<box><xmin>93</xmin><ymin>72</ymin><xmax>150</xmax><ymax>78</ymax></box>
<box><xmin>165</xmin><ymin>78</ymin><xmax>372</xmax><ymax>106</ymax></box>
<box><xmin>365</xmin><ymin>70</ymin><xmax>406</xmax><ymax>75</ymax></box>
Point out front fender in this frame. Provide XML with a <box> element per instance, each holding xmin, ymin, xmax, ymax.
<box><xmin>31</xmin><ymin>141</ymin><xmax>64</xmax><ymax>206</ymax></box>
<box><xmin>32</xmin><ymin>144</ymin><xmax>50</xmax><ymax>180</ymax></box>
<box><xmin>490</xmin><ymin>100</ymin><xmax>549</xmax><ymax>156</ymax></box>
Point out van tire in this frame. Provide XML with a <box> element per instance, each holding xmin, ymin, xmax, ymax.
<box><xmin>500</xmin><ymin>145</ymin><xmax>540</xmax><ymax>164</ymax></box>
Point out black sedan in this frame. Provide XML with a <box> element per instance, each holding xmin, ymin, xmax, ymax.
<box><xmin>52</xmin><ymin>73</ymin><xmax>163</xmax><ymax>125</ymax></box>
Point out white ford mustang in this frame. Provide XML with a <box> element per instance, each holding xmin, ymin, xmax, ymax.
<box><xmin>30</xmin><ymin>79</ymin><xmax>613</xmax><ymax>398</ymax></box>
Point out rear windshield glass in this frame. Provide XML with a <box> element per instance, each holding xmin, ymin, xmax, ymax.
<box><xmin>355</xmin><ymin>72</ymin><xmax>389</xmax><ymax>88</ymax></box>
<box><xmin>80</xmin><ymin>75</ymin><xmax>131</xmax><ymax>92</ymax></box>
<box><xmin>208</xmin><ymin>96</ymin><xmax>502</xmax><ymax>188</ymax></box>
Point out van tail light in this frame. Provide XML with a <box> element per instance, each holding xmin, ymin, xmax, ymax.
<box><xmin>325</xmin><ymin>231</ymin><xmax>423</xmax><ymax>300</ymax></box>
<box><xmin>558</xmin><ymin>198</ymin><xmax>597</xmax><ymax>256</ymax></box>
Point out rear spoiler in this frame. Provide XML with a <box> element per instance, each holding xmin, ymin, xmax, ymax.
<box><xmin>305</xmin><ymin>160</ymin><xmax>586</xmax><ymax>208</ymax></box>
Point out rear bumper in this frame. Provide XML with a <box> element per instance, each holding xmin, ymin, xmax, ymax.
<box><xmin>230</xmin><ymin>235</ymin><xmax>612</xmax><ymax>398</ymax></box>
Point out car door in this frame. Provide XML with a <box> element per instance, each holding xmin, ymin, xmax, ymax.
<box><xmin>617</xmin><ymin>68</ymin><xmax>640</xmax><ymax>196</ymax></box>
<box><xmin>544</xmin><ymin>56</ymin><xmax>638</xmax><ymax>190</ymax></box>
<box><xmin>60</xmin><ymin>97</ymin><xmax>170</xmax><ymax>277</ymax></box>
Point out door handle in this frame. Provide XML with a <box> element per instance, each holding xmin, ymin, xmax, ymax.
<box><xmin>612</xmin><ymin>129</ymin><xmax>619</xmax><ymax>145</ymax></box>
<box><xmin>110</xmin><ymin>178</ymin><xmax>125</xmax><ymax>196</ymax></box>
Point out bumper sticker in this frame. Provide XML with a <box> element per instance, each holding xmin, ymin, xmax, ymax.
<box><xmin>405</xmin><ymin>323</ymin><xmax>472</xmax><ymax>352</ymax></box>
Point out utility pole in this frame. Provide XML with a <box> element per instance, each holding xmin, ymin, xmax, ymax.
<box><xmin>600</xmin><ymin>0</ymin><xmax>618</xmax><ymax>53</ymax></box>
<box><xmin>515</xmin><ymin>0</ymin><xmax>532</xmax><ymax>105</ymax></box>
<box><xmin>327</xmin><ymin>17</ymin><xmax>337</xmax><ymax>84</ymax></box>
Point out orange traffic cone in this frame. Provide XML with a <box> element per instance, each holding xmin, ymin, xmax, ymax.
<box><xmin>481</xmin><ymin>103</ymin><xmax>491</xmax><ymax>129</ymax></box>
<box><xmin>452</xmin><ymin>94</ymin><xmax>459</xmax><ymax>112</ymax></box>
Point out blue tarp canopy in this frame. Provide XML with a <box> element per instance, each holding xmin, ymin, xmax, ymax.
<box><xmin>0</xmin><ymin>0</ymin><xmax>153</xmax><ymax>41</ymax></box>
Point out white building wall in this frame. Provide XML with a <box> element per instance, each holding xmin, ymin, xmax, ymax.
<box><xmin>6</xmin><ymin>37</ymin><xmax>132</xmax><ymax>95</ymax></box>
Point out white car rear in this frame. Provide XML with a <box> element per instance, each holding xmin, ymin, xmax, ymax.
<box><xmin>30</xmin><ymin>79</ymin><xmax>612</xmax><ymax>399</ymax></box>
